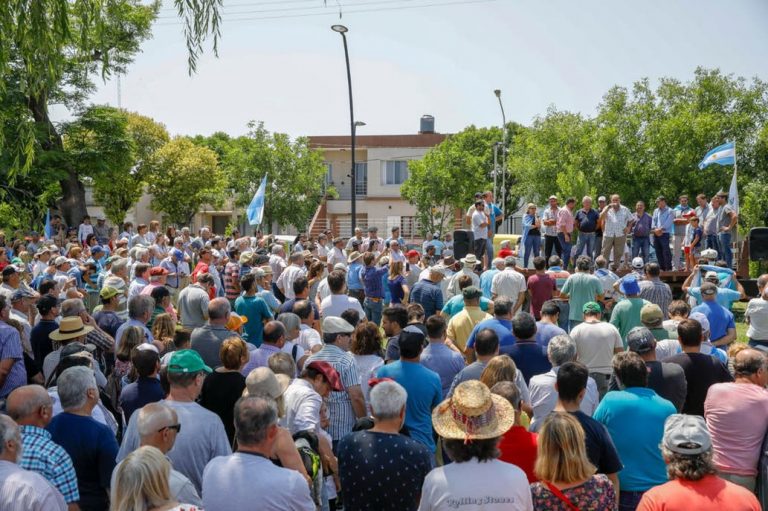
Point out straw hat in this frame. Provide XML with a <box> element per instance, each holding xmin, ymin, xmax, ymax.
<box><xmin>226</xmin><ymin>312</ymin><xmax>248</xmax><ymax>331</ymax></box>
<box><xmin>49</xmin><ymin>317</ymin><xmax>94</xmax><ymax>342</ymax></box>
<box><xmin>432</xmin><ymin>380</ymin><xmax>515</xmax><ymax>441</ymax></box>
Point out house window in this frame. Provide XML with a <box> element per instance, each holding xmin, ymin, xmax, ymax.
<box><xmin>355</xmin><ymin>162</ymin><xmax>367</xmax><ymax>196</ymax></box>
<box><xmin>383</xmin><ymin>160</ymin><xmax>409</xmax><ymax>185</ymax></box>
<box><xmin>324</xmin><ymin>163</ymin><xmax>333</xmax><ymax>185</ymax></box>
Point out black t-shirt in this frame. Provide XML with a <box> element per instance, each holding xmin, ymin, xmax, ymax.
<box><xmin>665</xmin><ymin>352</ymin><xmax>733</xmax><ymax>416</ymax></box>
<box><xmin>570</xmin><ymin>411</ymin><xmax>623</xmax><ymax>475</ymax></box>
<box><xmin>199</xmin><ymin>370</ymin><xmax>246</xmax><ymax>445</ymax></box>
<box><xmin>502</xmin><ymin>341</ymin><xmax>552</xmax><ymax>384</ymax></box>
<box><xmin>608</xmin><ymin>361</ymin><xmax>688</xmax><ymax>412</ymax></box>
<box><xmin>30</xmin><ymin>319</ymin><xmax>58</xmax><ymax>369</ymax></box>
<box><xmin>338</xmin><ymin>431</ymin><xmax>432</xmax><ymax>511</ymax></box>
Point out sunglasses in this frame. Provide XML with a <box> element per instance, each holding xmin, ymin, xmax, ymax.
<box><xmin>158</xmin><ymin>423</ymin><xmax>182</xmax><ymax>433</ymax></box>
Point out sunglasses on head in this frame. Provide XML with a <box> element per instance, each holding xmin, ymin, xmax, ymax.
<box><xmin>159</xmin><ymin>423</ymin><xmax>181</xmax><ymax>433</ymax></box>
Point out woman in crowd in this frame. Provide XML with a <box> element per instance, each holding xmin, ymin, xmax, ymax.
<box><xmin>530</xmin><ymin>412</ymin><xmax>617</xmax><ymax>510</ymax></box>
<box><xmin>152</xmin><ymin>314</ymin><xmax>176</xmax><ymax>354</ymax></box>
<box><xmin>522</xmin><ymin>203</ymin><xmax>542</xmax><ymax>268</ymax></box>
<box><xmin>387</xmin><ymin>260</ymin><xmax>409</xmax><ymax>305</ymax></box>
<box><xmin>307</xmin><ymin>260</ymin><xmax>326</xmax><ymax>303</ymax></box>
<box><xmin>199</xmin><ymin>337</ymin><xmax>248</xmax><ymax>445</ymax></box>
<box><xmin>350</xmin><ymin>321</ymin><xmax>385</xmax><ymax>411</ymax></box>
<box><xmin>115</xmin><ymin>326</ymin><xmax>144</xmax><ymax>385</ymax></box>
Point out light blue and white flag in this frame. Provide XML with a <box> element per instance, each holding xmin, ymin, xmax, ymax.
<box><xmin>44</xmin><ymin>209</ymin><xmax>53</xmax><ymax>240</ymax></box>
<box><xmin>728</xmin><ymin>168</ymin><xmax>739</xmax><ymax>213</ymax></box>
<box><xmin>698</xmin><ymin>142</ymin><xmax>735</xmax><ymax>169</ymax></box>
<box><xmin>247</xmin><ymin>176</ymin><xmax>267</xmax><ymax>226</ymax></box>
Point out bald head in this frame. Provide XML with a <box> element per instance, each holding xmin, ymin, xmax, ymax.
<box><xmin>137</xmin><ymin>403</ymin><xmax>178</xmax><ymax>438</ymax></box>
<box><xmin>733</xmin><ymin>349</ymin><xmax>768</xmax><ymax>383</ymax></box>
<box><xmin>208</xmin><ymin>297</ymin><xmax>231</xmax><ymax>324</ymax></box>
<box><xmin>6</xmin><ymin>385</ymin><xmax>52</xmax><ymax>426</ymax></box>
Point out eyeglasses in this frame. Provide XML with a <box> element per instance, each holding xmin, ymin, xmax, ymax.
<box><xmin>158</xmin><ymin>423</ymin><xmax>182</xmax><ymax>433</ymax></box>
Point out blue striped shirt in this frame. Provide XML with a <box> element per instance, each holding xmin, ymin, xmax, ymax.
<box><xmin>305</xmin><ymin>344</ymin><xmax>361</xmax><ymax>440</ymax></box>
<box><xmin>18</xmin><ymin>425</ymin><xmax>79</xmax><ymax>504</ymax></box>
<box><xmin>0</xmin><ymin>323</ymin><xmax>26</xmax><ymax>398</ymax></box>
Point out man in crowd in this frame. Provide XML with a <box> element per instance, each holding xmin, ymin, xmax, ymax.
<box><xmin>119</xmin><ymin>349</ymin><xmax>231</xmax><ymax>492</ymax></box>
<box><xmin>30</xmin><ymin>295</ymin><xmax>59</xmax><ymax>369</ymax></box>
<box><xmin>377</xmin><ymin>326</ymin><xmax>442</xmax><ymax>452</ymax></box>
<box><xmin>6</xmin><ymin>385</ymin><xmax>80</xmax><ymax>510</ymax></box>
<box><xmin>600</xmin><ymin>194</ymin><xmax>633</xmax><ymax>269</ymax></box>
<box><xmin>715</xmin><ymin>191</ymin><xmax>738</xmax><ymax>268</ymax></box>
<box><xmin>0</xmin><ymin>415</ymin><xmax>67</xmax><ymax>510</ymax></box>
<box><xmin>691</xmin><ymin>282</ymin><xmax>736</xmax><ymax>348</ymax></box>
<box><xmin>446</xmin><ymin>286</ymin><xmax>491</xmax><ymax>356</ymax></box>
<box><xmin>420</xmin><ymin>315</ymin><xmax>465</xmax><ymax>398</ymax></box>
<box><xmin>695</xmin><ymin>193</ymin><xmax>717</xmax><ymax>252</ymax></box>
<box><xmin>542</xmin><ymin>195</ymin><xmax>562</xmax><ymax>262</ymax></box>
<box><xmin>178</xmin><ymin>273</ymin><xmax>214</xmax><ymax>329</ymax></box>
<box><xmin>447</xmin><ymin>255</ymin><xmax>480</xmax><ymax>299</ymax></box>
<box><xmin>672</xmin><ymin>195</ymin><xmax>693</xmax><ymax>270</ymax></box>
<box><xmin>557</xmin><ymin>197</ymin><xmax>576</xmax><ymax>269</ymax></box>
<box><xmin>202</xmin><ymin>397</ymin><xmax>314</xmax><ymax>510</ymax></box>
<box><xmin>651</xmin><ymin>196</ymin><xmax>674</xmax><ymax>271</ymax></box>
<box><xmin>683</xmin><ymin>270</ymin><xmax>745</xmax><ymax>309</ymax></box>
<box><xmin>559</xmin><ymin>255</ymin><xmax>604</xmax><ymax>331</ymax></box>
<box><xmin>448</xmin><ymin>328</ymin><xmax>502</xmax><ymax>396</ymax></box>
<box><xmin>0</xmin><ymin>296</ymin><xmax>27</xmax><ymax>399</ymax></box>
<box><xmin>277</xmin><ymin>252</ymin><xmax>306</xmax><ymax>301</ymax></box>
<box><xmin>594</xmin><ymin>352</ymin><xmax>676</xmax><ymax>509</ymax></box>
<box><xmin>268</xmin><ymin>245</ymin><xmax>288</xmax><ymax>301</ymax></box>
<box><xmin>491</xmin><ymin>256</ymin><xmax>527</xmax><ymax>313</ymax></box>
<box><xmin>610</xmin><ymin>276</ymin><xmax>649</xmax><ymax>343</ymax></box>
<box><xmin>570</xmin><ymin>301</ymin><xmax>623</xmax><ymax>399</ymax></box>
<box><xmin>574</xmin><ymin>196</ymin><xmax>599</xmax><ymax>259</ymax></box>
<box><xmin>505</xmin><ymin>312</ymin><xmax>550</xmax><ymax>384</ymax></box>
<box><xmin>382</xmin><ymin>306</ymin><xmax>409</xmax><ymax>362</ymax></box>
<box><xmin>666</xmin><ymin>319</ymin><xmax>732</xmax><ymax>416</ymax></box>
<box><xmin>479</xmin><ymin>257</ymin><xmax>504</xmax><ymax>299</ymax></box>
<box><xmin>639</xmin><ymin>262</ymin><xmax>672</xmax><ymax>319</ymax></box>
<box><xmin>319</xmin><ymin>270</ymin><xmax>365</xmax><ymax>320</ymax></box>
<box><xmin>119</xmin><ymin>346</ymin><xmax>164</xmax><ymax>422</ymax></box>
<box><xmin>242</xmin><ymin>321</ymin><xmax>285</xmax><ymax>375</ymax></box>
<box><xmin>535</xmin><ymin>300</ymin><xmax>567</xmax><ymax>348</ymax></box>
<box><xmin>304</xmin><ymin>317</ymin><xmax>366</xmax><ymax>446</ymax></box>
<box><xmin>409</xmin><ymin>265</ymin><xmax>446</xmax><ymax>318</ymax></box>
<box><xmin>190</xmin><ymin>297</ymin><xmax>236</xmax><ymax>369</ymax></box>
<box><xmin>114</xmin><ymin>294</ymin><xmax>154</xmax><ymax>349</ymax></box>
<box><xmin>637</xmin><ymin>414</ymin><xmax>760</xmax><ymax>510</ymax></box>
<box><xmin>632</xmin><ymin>200</ymin><xmax>653</xmax><ymax>264</ymax></box>
<box><xmin>527</xmin><ymin>256</ymin><xmax>556</xmax><ymax>320</ymax></box>
<box><xmin>338</xmin><ymin>380</ymin><xmax>432</xmax><ymax>511</ymax></box>
<box><xmin>464</xmin><ymin>296</ymin><xmax>517</xmax><ymax>362</ymax></box>
<box><xmin>235</xmin><ymin>272</ymin><xmax>273</xmax><ymax>347</ymax></box>
<box><xmin>704</xmin><ymin>348</ymin><xmax>768</xmax><ymax>492</ymax></box>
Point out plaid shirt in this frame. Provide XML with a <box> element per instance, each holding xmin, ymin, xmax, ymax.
<box><xmin>18</xmin><ymin>425</ymin><xmax>80</xmax><ymax>504</ymax></box>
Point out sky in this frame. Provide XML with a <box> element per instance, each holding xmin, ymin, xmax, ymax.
<box><xmin>67</xmin><ymin>0</ymin><xmax>768</xmax><ymax>139</ymax></box>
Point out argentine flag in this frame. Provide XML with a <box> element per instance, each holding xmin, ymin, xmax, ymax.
<box><xmin>698</xmin><ymin>142</ymin><xmax>735</xmax><ymax>170</ymax></box>
<box><xmin>247</xmin><ymin>176</ymin><xmax>267</xmax><ymax>226</ymax></box>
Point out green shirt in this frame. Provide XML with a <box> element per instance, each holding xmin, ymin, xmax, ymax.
<box><xmin>609</xmin><ymin>297</ymin><xmax>650</xmax><ymax>346</ymax></box>
<box><xmin>561</xmin><ymin>272</ymin><xmax>603</xmax><ymax>322</ymax></box>
<box><xmin>649</xmin><ymin>327</ymin><xmax>669</xmax><ymax>342</ymax></box>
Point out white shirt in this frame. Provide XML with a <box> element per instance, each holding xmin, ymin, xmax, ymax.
<box><xmin>320</xmin><ymin>294</ymin><xmax>366</xmax><ymax>320</ymax></box>
<box><xmin>746</xmin><ymin>297</ymin><xmax>768</xmax><ymax>340</ymax></box>
<box><xmin>316</xmin><ymin>278</ymin><xmax>332</xmax><ymax>302</ymax></box>
<box><xmin>491</xmin><ymin>268</ymin><xmax>527</xmax><ymax>302</ymax></box>
<box><xmin>419</xmin><ymin>458</ymin><xmax>533</xmax><ymax>511</ymax></box>
<box><xmin>277</xmin><ymin>264</ymin><xmax>307</xmax><ymax>300</ymax></box>
<box><xmin>528</xmin><ymin>368</ymin><xmax>600</xmax><ymax>432</ymax></box>
<box><xmin>471</xmin><ymin>209</ymin><xmax>488</xmax><ymax>240</ymax></box>
<box><xmin>316</xmin><ymin>244</ymin><xmax>328</xmax><ymax>259</ymax></box>
<box><xmin>352</xmin><ymin>353</ymin><xmax>385</xmax><ymax>410</ymax></box>
<box><xmin>0</xmin><ymin>460</ymin><xmax>66</xmax><ymax>511</ymax></box>
<box><xmin>282</xmin><ymin>378</ymin><xmax>322</xmax><ymax>434</ymax></box>
<box><xmin>298</xmin><ymin>324</ymin><xmax>322</xmax><ymax>351</ymax></box>
<box><xmin>328</xmin><ymin>247</ymin><xmax>347</xmax><ymax>268</ymax></box>
<box><xmin>202</xmin><ymin>453</ymin><xmax>314</xmax><ymax>511</ymax></box>
<box><xmin>602</xmin><ymin>204</ymin><xmax>633</xmax><ymax>238</ymax></box>
<box><xmin>269</xmin><ymin>254</ymin><xmax>287</xmax><ymax>281</ymax></box>
<box><xmin>569</xmin><ymin>321</ymin><xmax>623</xmax><ymax>374</ymax></box>
<box><xmin>446</xmin><ymin>268</ymin><xmax>480</xmax><ymax>299</ymax></box>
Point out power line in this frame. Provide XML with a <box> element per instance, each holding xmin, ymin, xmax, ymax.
<box><xmin>158</xmin><ymin>0</ymin><xmax>322</xmax><ymax>12</ymax></box>
<box><xmin>157</xmin><ymin>0</ymin><xmax>348</xmax><ymax>18</ymax></box>
<box><xmin>155</xmin><ymin>0</ymin><xmax>500</xmax><ymax>25</ymax></box>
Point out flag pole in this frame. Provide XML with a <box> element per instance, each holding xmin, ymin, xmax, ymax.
<box><xmin>733</xmin><ymin>140</ymin><xmax>739</xmax><ymax>272</ymax></box>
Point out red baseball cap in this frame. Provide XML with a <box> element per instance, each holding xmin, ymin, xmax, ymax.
<box><xmin>406</xmin><ymin>249</ymin><xmax>420</xmax><ymax>258</ymax></box>
<box><xmin>149</xmin><ymin>266</ymin><xmax>169</xmax><ymax>276</ymax></box>
<box><xmin>307</xmin><ymin>361</ymin><xmax>343</xmax><ymax>392</ymax></box>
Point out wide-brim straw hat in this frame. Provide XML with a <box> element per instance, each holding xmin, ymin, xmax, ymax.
<box><xmin>433</xmin><ymin>380</ymin><xmax>515</xmax><ymax>441</ymax></box>
<box><xmin>49</xmin><ymin>317</ymin><xmax>94</xmax><ymax>342</ymax></box>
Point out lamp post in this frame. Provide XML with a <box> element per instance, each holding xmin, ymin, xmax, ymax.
<box><xmin>494</xmin><ymin>89</ymin><xmax>507</xmax><ymax>233</ymax></box>
<box><xmin>332</xmin><ymin>24</ymin><xmax>359</xmax><ymax>236</ymax></box>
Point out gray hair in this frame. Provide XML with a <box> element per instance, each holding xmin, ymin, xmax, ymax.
<box><xmin>583</xmin><ymin>196</ymin><xmax>593</xmax><ymax>203</ymax></box>
<box><xmin>128</xmin><ymin>295</ymin><xmax>155</xmax><ymax>320</ymax></box>
<box><xmin>276</xmin><ymin>312</ymin><xmax>300</xmax><ymax>333</ymax></box>
<box><xmin>60</xmin><ymin>298</ymin><xmax>86</xmax><ymax>317</ymax></box>
<box><xmin>661</xmin><ymin>445</ymin><xmax>717</xmax><ymax>481</ymax></box>
<box><xmin>548</xmin><ymin>334</ymin><xmax>577</xmax><ymax>366</ymax></box>
<box><xmin>271</xmin><ymin>245</ymin><xmax>283</xmax><ymax>255</ymax></box>
<box><xmin>268</xmin><ymin>352</ymin><xmax>297</xmax><ymax>379</ymax></box>
<box><xmin>208</xmin><ymin>298</ymin><xmax>231</xmax><ymax>321</ymax></box>
<box><xmin>490</xmin><ymin>381</ymin><xmax>521</xmax><ymax>409</ymax></box>
<box><xmin>134</xmin><ymin>248</ymin><xmax>149</xmax><ymax>261</ymax></box>
<box><xmin>0</xmin><ymin>415</ymin><xmax>19</xmax><ymax>456</ymax></box>
<box><xmin>111</xmin><ymin>257</ymin><xmax>128</xmax><ymax>273</ymax></box>
<box><xmin>493</xmin><ymin>296</ymin><xmax>513</xmax><ymax>317</ymax></box>
<box><xmin>137</xmin><ymin>403</ymin><xmax>178</xmax><ymax>438</ymax></box>
<box><xmin>6</xmin><ymin>385</ymin><xmax>50</xmax><ymax>420</ymax></box>
<box><xmin>234</xmin><ymin>396</ymin><xmax>278</xmax><ymax>446</ymax></box>
<box><xmin>58</xmin><ymin>366</ymin><xmax>97</xmax><ymax>410</ymax></box>
<box><xmin>370</xmin><ymin>380</ymin><xmax>407</xmax><ymax>420</ymax></box>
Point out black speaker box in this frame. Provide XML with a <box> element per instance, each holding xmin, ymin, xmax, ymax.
<box><xmin>453</xmin><ymin>229</ymin><xmax>475</xmax><ymax>261</ymax></box>
<box><xmin>749</xmin><ymin>227</ymin><xmax>768</xmax><ymax>261</ymax></box>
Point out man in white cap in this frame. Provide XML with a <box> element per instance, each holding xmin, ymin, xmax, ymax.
<box><xmin>682</xmin><ymin>269</ymin><xmax>745</xmax><ymax>309</ymax></box>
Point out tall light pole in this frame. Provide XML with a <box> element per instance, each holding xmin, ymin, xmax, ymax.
<box><xmin>332</xmin><ymin>24</ymin><xmax>358</xmax><ymax>236</ymax></box>
<box><xmin>494</xmin><ymin>89</ymin><xmax>507</xmax><ymax>233</ymax></box>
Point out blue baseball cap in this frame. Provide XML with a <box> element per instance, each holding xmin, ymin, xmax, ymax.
<box><xmin>620</xmin><ymin>276</ymin><xmax>641</xmax><ymax>296</ymax></box>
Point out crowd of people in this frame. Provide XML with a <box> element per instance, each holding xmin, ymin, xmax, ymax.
<box><xmin>0</xmin><ymin>205</ymin><xmax>764</xmax><ymax>511</ymax></box>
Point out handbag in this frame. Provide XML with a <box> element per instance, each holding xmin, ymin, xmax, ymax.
<box><xmin>543</xmin><ymin>481</ymin><xmax>581</xmax><ymax>511</ymax></box>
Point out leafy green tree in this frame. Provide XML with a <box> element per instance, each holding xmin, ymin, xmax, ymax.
<box><xmin>148</xmin><ymin>138</ymin><xmax>225</xmax><ymax>226</ymax></box>
<box><xmin>194</xmin><ymin>122</ymin><xmax>329</xmax><ymax>232</ymax></box>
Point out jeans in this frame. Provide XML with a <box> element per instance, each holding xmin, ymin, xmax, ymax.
<box><xmin>594</xmin><ymin>234</ymin><xmax>603</xmax><ymax>260</ymax></box>
<box><xmin>544</xmin><ymin>235</ymin><xmax>561</xmax><ymax>264</ymax></box>
<box><xmin>364</xmin><ymin>297</ymin><xmax>383</xmax><ymax>326</ymax></box>
<box><xmin>632</xmin><ymin>236</ymin><xmax>650</xmax><ymax>263</ymax></box>
<box><xmin>486</xmin><ymin>238</ymin><xmax>494</xmax><ymax>261</ymax></box>
<box><xmin>705</xmin><ymin>234</ymin><xmax>720</xmax><ymax>254</ymax></box>
<box><xmin>558</xmin><ymin>233</ymin><xmax>572</xmax><ymax>269</ymax></box>
<box><xmin>619</xmin><ymin>490</ymin><xmax>645</xmax><ymax>511</ymax></box>
<box><xmin>653</xmin><ymin>233</ymin><xmax>672</xmax><ymax>271</ymax></box>
<box><xmin>718</xmin><ymin>231</ymin><xmax>732</xmax><ymax>267</ymax></box>
<box><xmin>554</xmin><ymin>300</ymin><xmax>570</xmax><ymax>331</ymax></box>
<box><xmin>590</xmin><ymin>372</ymin><xmax>610</xmax><ymax>400</ymax></box>
<box><xmin>574</xmin><ymin>232</ymin><xmax>595</xmax><ymax>259</ymax></box>
<box><xmin>523</xmin><ymin>235</ymin><xmax>541</xmax><ymax>268</ymax></box>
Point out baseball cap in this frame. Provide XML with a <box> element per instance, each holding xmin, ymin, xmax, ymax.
<box><xmin>640</xmin><ymin>303</ymin><xmax>664</xmax><ymax>327</ymax></box>
<box><xmin>462</xmin><ymin>286</ymin><xmax>482</xmax><ymax>300</ymax></box>
<box><xmin>689</xmin><ymin>311</ymin><xmax>710</xmax><ymax>333</ymax></box>
<box><xmin>626</xmin><ymin>326</ymin><xmax>656</xmax><ymax>354</ymax></box>
<box><xmin>700</xmin><ymin>248</ymin><xmax>718</xmax><ymax>260</ymax></box>
<box><xmin>306</xmin><ymin>361</ymin><xmax>343</xmax><ymax>391</ymax></box>
<box><xmin>399</xmin><ymin>325</ymin><xmax>426</xmax><ymax>354</ymax></box>
<box><xmin>167</xmin><ymin>349</ymin><xmax>212</xmax><ymax>374</ymax></box>
<box><xmin>548</xmin><ymin>195</ymin><xmax>558</xmax><ymax>200</ymax></box>
<box><xmin>631</xmin><ymin>257</ymin><xmax>645</xmax><ymax>269</ymax></box>
<box><xmin>619</xmin><ymin>276</ymin><xmax>641</xmax><ymax>296</ymax></box>
<box><xmin>704</xmin><ymin>271</ymin><xmax>719</xmax><ymax>282</ymax></box>
<box><xmin>582</xmin><ymin>301</ymin><xmax>602</xmax><ymax>315</ymax></box>
<box><xmin>11</xmin><ymin>288</ymin><xmax>37</xmax><ymax>302</ymax></box>
<box><xmin>172</xmin><ymin>249</ymin><xmax>185</xmax><ymax>261</ymax></box>
<box><xmin>700</xmin><ymin>282</ymin><xmax>718</xmax><ymax>296</ymax></box>
<box><xmin>90</xmin><ymin>246</ymin><xmax>104</xmax><ymax>255</ymax></box>
<box><xmin>322</xmin><ymin>316</ymin><xmax>355</xmax><ymax>335</ymax></box>
<box><xmin>663</xmin><ymin>414</ymin><xmax>712</xmax><ymax>455</ymax></box>
<box><xmin>149</xmin><ymin>267</ymin><xmax>169</xmax><ymax>277</ymax></box>
<box><xmin>405</xmin><ymin>249</ymin><xmax>419</xmax><ymax>259</ymax></box>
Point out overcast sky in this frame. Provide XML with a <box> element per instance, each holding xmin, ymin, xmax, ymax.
<box><xmin>65</xmin><ymin>0</ymin><xmax>768</xmax><ymax>138</ymax></box>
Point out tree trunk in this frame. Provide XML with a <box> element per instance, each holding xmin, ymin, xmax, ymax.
<box><xmin>27</xmin><ymin>92</ymin><xmax>88</xmax><ymax>226</ymax></box>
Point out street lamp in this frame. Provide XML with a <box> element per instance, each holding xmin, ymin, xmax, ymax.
<box><xmin>494</xmin><ymin>89</ymin><xmax>507</xmax><ymax>233</ymax></box>
<box><xmin>332</xmin><ymin>24</ymin><xmax>359</xmax><ymax>236</ymax></box>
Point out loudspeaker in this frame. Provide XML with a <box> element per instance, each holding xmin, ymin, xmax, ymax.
<box><xmin>453</xmin><ymin>230</ymin><xmax>474</xmax><ymax>261</ymax></box>
<box><xmin>749</xmin><ymin>228</ymin><xmax>768</xmax><ymax>261</ymax></box>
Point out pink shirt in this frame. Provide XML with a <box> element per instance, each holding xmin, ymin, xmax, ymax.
<box><xmin>556</xmin><ymin>207</ymin><xmax>574</xmax><ymax>234</ymax></box>
<box><xmin>704</xmin><ymin>382</ymin><xmax>768</xmax><ymax>476</ymax></box>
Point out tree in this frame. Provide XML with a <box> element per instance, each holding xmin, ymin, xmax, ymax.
<box><xmin>148</xmin><ymin>138</ymin><xmax>225</xmax><ymax>226</ymax></box>
<box><xmin>90</xmin><ymin>112</ymin><xmax>170</xmax><ymax>224</ymax></box>
<box><xmin>401</xmin><ymin>124</ymin><xmax>523</xmax><ymax>237</ymax></box>
<box><xmin>194</xmin><ymin>122</ymin><xmax>329</xmax><ymax>232</ymax></box>
<box><xmin>0</xmin><ymin>0</ymin><xmax>224</xmax><ymax>226</ymax></box>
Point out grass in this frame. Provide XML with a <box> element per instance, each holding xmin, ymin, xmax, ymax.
<box><xmin>732</xmin><ymin>301</ymin><xmax>748</xmax><ymax>344</ymax></box>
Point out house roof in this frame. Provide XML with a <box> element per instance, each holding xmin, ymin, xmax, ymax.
<box><xmin>308</xmin><ymin>133</ymin><xmax>448</xmax><ymax>150</ymax></box>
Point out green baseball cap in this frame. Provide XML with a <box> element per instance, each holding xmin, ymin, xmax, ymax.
<box><xmin>582</xmin><ymin>301</ymin><xmax>602</xmax><ymax>314</ymax></box>
<box><xmin>167</xmin><ymin>349</ymin><xmax>212</xmax><ymax>374</ymax></box>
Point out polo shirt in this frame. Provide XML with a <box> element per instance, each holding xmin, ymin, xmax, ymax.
<box><xmin>535</xmin><ymin>321</ymin><xmax>566</xmax><ymax>348</ymax></box>
<box><xmin>465</xmin><ymin>317</ymin><xmax>516</xmax><ymax>351</ymax></box>
<box><xmin>691</xmin><ymin>300</ymin><xmax>735</xmax><ymax>342</ymax></box>
<box><xmin>119</xmin><ymin>376</ymin><xmax>164</xmax><ymax>422</ymax></box>
<box><xmin>560</xmin><ymin>272</ymin><xmax>603</xmax><ymax>322</ymax></box>
<box><xmin>420</xmin><ymin>343</ymin><xmax>466</xmax><ymax>398</ymax></box>
<box><xmin>441</xmin><ymin>294</ymin><xmax>491</xmax><ymax>318</ymax></box>
<box><xmin>570</xmin><ymin>321</ymin><xmax>623</xmax><ymax>375</ymax></box>
<box><xmin>575</xmin><ymin>208</ymin><xmax>599</xmax><ymax>232</ymax></box>
<box><xmin>502</xmin><ymin>340</ymin><xmax>551</xmax><ymax>384</ymax></box>
<box><xmin>241</xmin><ymin>343</ymin><xmax>281</xmax><ymax>375</ymax></box>
<box><xmin>594</xmin><ymin>387</ymin><xmax>676</xmax><ymax>491</ymax></box>
<box><xmin>636</xmin><ymin>475</ymin><xmax>760</xmax><ymax>511</ymax></box>
<box><xmin>409</xmin><ymin>279</ymin><xmax>444</xmax><ymax>319</ymax></box>
<box><xmin>527</xmin><ymin>273</ymin><xmax>556</xmax><ymax>319</ymax></box>
<box><xmin>377</xmin><ymin>361</ymin><xmax>442</xmax><ymax>451</ymax></box>
<box><xmin>665</xmin><ymin>352</ymin><xmax>733</xmax><ymax>416</ymax></box>
<box><xmin>445</xmin><ymin>306</ymin><xmax>492</xmax><ymax>351</ymax></box>
<box><xmin>235</xmin><ymin>294</ymin><xmax>273</xmax><ymax>346</ymax></box>
<box><xmin>191</xmin><ymin>324</ymin><xmax>238</xmax><ymax>369</ymax></box>
<box><xmin>609</xmin><ymin>297</ymin><xmax>650</xmax><ymax>344</ymax></box>
<box><xmin>490</xmin><ymin>268</ymin><xmax>527</xmax><ymax>303</ymax></box>
<box><xmin>178</xmin><ymin>284</ymin><xmax>210</xmax><ymax>329</ymax></box>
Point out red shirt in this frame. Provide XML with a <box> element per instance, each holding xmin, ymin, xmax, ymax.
<box><xmin>527</xmin><ymin>273</ymin><xmax>556</xmax><ymax>319</ymax></box>
<box><xmin>498</xmin><ymin>425</ymin><xmax>538</xmax><ymax>483</ymax></box>
<box><xmin>498</xmin><ymin>248</ymin><xmax>515</xmax><ymax>259</ymax></box>
<box><xmin>637</xmin><ymin>475</ymin><xmax>760</xmax><ymax>511</ymax></box>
